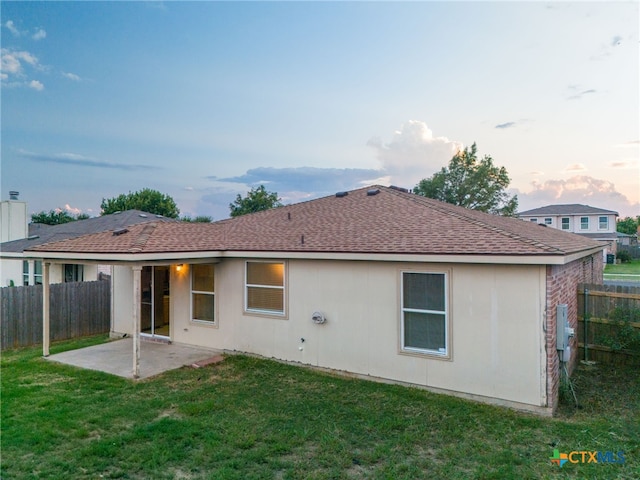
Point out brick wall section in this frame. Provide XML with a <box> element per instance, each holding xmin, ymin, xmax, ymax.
<box><xmin>545</xmin><ymin>252</ymin><xmax>603</xmax><ymax>411</ymax></box>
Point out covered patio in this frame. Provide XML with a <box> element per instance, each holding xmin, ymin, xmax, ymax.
<box><xmin>44</xmin><ymin>338</ymin><xmax>222</xmax><ymax>380</ymax></box>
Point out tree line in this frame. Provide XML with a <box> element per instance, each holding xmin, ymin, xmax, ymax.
<box><xmin>31</xmin><ymin>145</ymin><xmax>637</xmax><ymax>234</ymax></box>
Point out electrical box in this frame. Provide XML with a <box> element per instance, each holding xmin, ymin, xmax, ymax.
<box><xmin>556</xmin><ymin>304</ymin><xmax>575</xmax><ymax>362</ymax></box>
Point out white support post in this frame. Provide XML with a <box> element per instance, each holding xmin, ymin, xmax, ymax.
<box><xmin>132</xmin><ymin>265</ymin><xmax>142</xmax><ymax>379</ymax></box>
<box><xmin>28</xmin><ymin>259</ymin><xmax>35</xmax><ymax>286</ymax></box>
<box><xmin>42</xmin><ymin>262</ymin><xmax>51</xmax><ymax>357</ymax></box>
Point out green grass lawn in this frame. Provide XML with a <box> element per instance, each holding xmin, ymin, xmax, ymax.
<box><xmin>605</xmin><ymin>258</ymin><xmax>640</xmax><ymax>276</ymax></box>
<box><xmin>2</xmin><ymin>335</ymin><xmax>639</xmax><ymax>479</ymax></box>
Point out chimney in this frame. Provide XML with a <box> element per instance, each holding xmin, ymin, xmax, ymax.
<box><xmin>9</xmin><ymin>191</ymin><xmax>19</xmax><ymax>200</ymax></box>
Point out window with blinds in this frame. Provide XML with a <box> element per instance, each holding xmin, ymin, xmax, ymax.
<box><xmin>245</xmin><ymin>261</ymin><xmax>285</xmax><ymax>315</ymax></box>
<box><xmin>192</xmin><ymin>264</ymin><xmax>215</xmax><ymax>323</ymax></box>
<box><xmin>401</xmin><ymin>271</ymin><xmax>448</xmax><ymax>356</ymax></box>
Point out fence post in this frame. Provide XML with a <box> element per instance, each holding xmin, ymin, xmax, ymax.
<box><xmin>583</xmin><ymin>287</ymin><xmax>589</xmax><ymax>362</ymax></box>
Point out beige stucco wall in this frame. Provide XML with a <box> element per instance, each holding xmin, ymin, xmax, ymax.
<box><xmin>0</xmin><ymin>259</ymin><xmax>99</xmax><ymax>286</ymax></box>
<box><xmin>1</xmin><ymin>258</ymin><xmax>23</xmax><ymax>286</ymax></box>
<box><xmin>48</xmin><ymin>263</ymin><xmax>99</xmax><ymax>284</ymax></box>
<box><xmin>111</xmin><ymin>265</ymin><xmax>134</xmax><ymax>335</ymax></box>
<box><xmin>169</xmin><ymin>259</ymin><xmax>547</xmax><ymax>409</ymax></box>
<box><xmin>0</xmin><ymin>200</ymin><xmax>28</xmax><ymax>243</ymax></box>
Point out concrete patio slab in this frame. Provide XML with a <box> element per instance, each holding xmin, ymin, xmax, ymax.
<box><xmin>45</xmin><ymin>338</ymin><xmax>221</xmax><ymax>379</ymax></box>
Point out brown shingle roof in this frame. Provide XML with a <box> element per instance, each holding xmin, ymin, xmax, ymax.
<box><xmin>28</xmin><ymin>186</ymin><xmax>603</xmax><ymax>257</ymax></box>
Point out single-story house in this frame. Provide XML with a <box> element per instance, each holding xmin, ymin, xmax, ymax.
<box><xmin>26</xmin><ymin>186</ymin><xmax>604</xmax><ymax>415</ymax></box>
<box><xmin>0</xmin><ymin>209</ymin><xmax>176</xmax><ymax>286</ymax></box>
<box><xmin>517</xmin><ymin>204</ymin><xmax>618</xmax><ymax>261</ymax></box>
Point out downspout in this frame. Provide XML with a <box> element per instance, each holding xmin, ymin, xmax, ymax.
<box><xmin>42</xmin><ymin>262</ymin><xmax>50</xmax><ymax>357</ymax></box>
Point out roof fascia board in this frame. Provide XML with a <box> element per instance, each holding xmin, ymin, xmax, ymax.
<box><xmin>222</xmin><ymin>251</ymin><xmax>593</xmax><ymax>265</ymax></box>
<box><xmin>22</xmin><ymin>251</ymin><xmax>225</xmax><ymax>264</ymax></box>
<box><xmin>562</xmin><ymin>246</ymin><xmax>605</xmax><ymax>264</ymax></box>
<box><xmin>24</xmin><ymin>247</ymin><xmax>603</xmax><ymax>266</ymax></box>
<box><xmin>0</xmin><ymin>252</ymin><xmax>25</xmax><ymax>259</ymax></box>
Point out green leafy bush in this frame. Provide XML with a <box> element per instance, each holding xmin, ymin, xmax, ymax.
<box><xmin>599</xmin><ymin>307</ymin><xmax>640</xmax><ymax>353</ymax></box>
<box><xmin>616</xmin><ymin>250</ymin><xmax>632</xmax><ymax>263</ymax></box>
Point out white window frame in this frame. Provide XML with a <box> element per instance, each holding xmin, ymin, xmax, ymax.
<box><xmin>529</xmin><ymin>218</ymin><xmax>537</xmax><ymax>222</ymax></box>
<box><xmin>544</xmin><ymin>218</ymin><xmax>552</xmax><ymax>225</ymax></box>
<box><xmin>191</xmin><ymin>264</ymin><xmax>216</xmax><ymax>324</ymax></box>
<box><xmin>400</xmin><ymin>270</ymin><xmax>449</xmax><ymax>357</ymax></box>
<box><xmin>561</xmin><ymin>217</ymin><xmax>570</xmax><ymax>230</ymax></box>
<box><xmin>598</xmin><ymin>216</ymin><xmax>608</xmax><ymax>230</ymax></box>
<box><xmin>580</xmin><ymin>217</ymin><xmax>589</xmax><ymax>230</ymax></box>
<box><xmin>244</xmin><ymin>260</ymin><xmax>286</xmax><ymax>316</ymax></box>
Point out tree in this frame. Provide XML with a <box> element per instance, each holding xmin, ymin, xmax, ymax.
<box><xmin>181</xmin><ymin>215</ymin><xmax>213</xmax><ymax>223</ymax></box>
<box><xmin>617</xmin><ymin>216</ymin><xmax>640</xmax><ymax>235</ymax></box>
<box><xmin>31</xmin><ymin>210</ymin><xmax>90</xmax><ymax>225</ymax></box>
<box><xmin>100</xmin><ymin>188</ymin><xmax>180</xmax><ymax>218</ymax></box>
<box><xmin>414</xmin><ymin>143</ymin><xmax>518</xmax><ymax>216</ymax></box>
<box><xmin>229</xmin><ymin>185</ymin><xmax>283</xmax><ymax>218</ymax></box>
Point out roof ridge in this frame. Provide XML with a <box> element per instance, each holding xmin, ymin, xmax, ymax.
<box><xmin>128</xmin><ymin>223</ymin><xmax>158</xmax><ymax>253</ymax></box>
<box><xmin>381</xmin><ymin>186</ymin><xmax>564</xmax><ymax>254</ymax></box>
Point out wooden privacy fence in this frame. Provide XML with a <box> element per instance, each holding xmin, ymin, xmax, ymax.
<box><xmin>0</xmin><ymin>280</ymin><xmax>110</xmax><ymax>350</ymax></box>
<box><xmin>577</xmin><ymin>283</ymin><xmax>640</xmax><ymax>365</ymax></box>
<box><xmin>617</xmin><ymin>244</ymin><xmax>640</xmax><ymax>259</ymax></box>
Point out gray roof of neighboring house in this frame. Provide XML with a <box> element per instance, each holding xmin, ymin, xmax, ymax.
<box><xmin>577</xmin><ymin>232</ymin><xmax>618</xmax><ymax>241</ymax></box>
<box><xmin>518</xmin><ymin>204</ymin><xmax>619</xmax><ymax>216</ymax></box>
<box><xmin>0</xmin><ymin>210</ymin><xmax>177</xmax><ymax>254</ymax></box>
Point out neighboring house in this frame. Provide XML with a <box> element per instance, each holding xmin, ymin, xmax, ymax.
<box><xmin>0</xmin><ymin>209</ymin><xmax>176</xmax><ymax>287</ymax></box>
<box><xmin>617</xmin><ymin>232</ymin><xmax>638</xmax><ymax>247</ymax></box>
<box><xmin>518</xmin><ymin>204</ymin><xmax>618</xmax><ymax>260</ymax></box>
<box><xmin>26</xmin><ymin>186</ymin><xmax>604</xmax><ymax>415</ymax></box>
<box><xmin>0</xmin><ymin>192</ymin><xmax>28</xmax><ymax>243</ymax></box>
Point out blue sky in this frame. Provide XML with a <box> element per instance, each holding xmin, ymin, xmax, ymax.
<box><xmin>2</xmin><ymin>1</ymin><xmax>638</xmax><ymax>220</ymax></box>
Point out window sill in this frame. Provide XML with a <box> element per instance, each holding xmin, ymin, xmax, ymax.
<box><xmin>190</xmin><ymin>319</ymin><xmax>219</xmax><ymax>329</ymax></box>
<box><xmin>243</xmin><ymin>310</ymin><xmax>288</xmax><ymax>320</ymax></box>
<box><xmin>399</xmin><ymin>348</ymin><xmax>451</xmax><ymax>361</ymax></box>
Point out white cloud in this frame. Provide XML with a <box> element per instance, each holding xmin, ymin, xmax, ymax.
<box><xmin>517</xmin><ymin>175</ymin><xmax>639</xmax><ymax>217</ymax></box>
<box><xmin>62</xmin><ymin>72</ymin><xmax>81</xmax><ymax>81</ymax></box>
<box><xmin>1</xmin><ymin>49</ymin><xmax>40</xmax><ymax>77</ymax></box>
<box><xmin>367</xmin><ymin>120</ymin><xmax>462</xmax><ymax>189</ymax></box>
<box><xmin>566</xmin><ymin>85</ymin><xmax>597</xmax><ymax>100</ymax></box>
<box><xmin>609</xmin><ymin>160</ymin><xmax>639</xmax><ymax>169</ymax></box>
<box><xmin>564</xmin><ymin>163</ymin><xmax>586</xmax><ymax>172</ymax></box>
<box><xmin>64</xmin><ymin>204</ymin><xmax>82</xmax><ymax>215</ymax></box>
<box><xmin>32</xmin><ymin>28</ymin><xmax>46</xmax><ymax>41</ymax></box>
<box><xmin>29</xmin><ymin>79</ymin><xmax>44</xmax><ymax>91</ymax></box>
<box><xmin>4</xmin><ymin>20</ymin><xmax>46</xmax><ymax>40</ymax></box>
<box><xmin>5</xmin><ymin>20</ymin><xmax>21</xmax><ymax>36</ymax></box>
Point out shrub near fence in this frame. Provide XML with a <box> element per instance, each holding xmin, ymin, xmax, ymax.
<box><xmin>0</xmin><ymin>280</ymin><xmax>110</xmax><ymax>350</ymax></box>
<box><xmin>617</xmin><ymin>244</ymin><xmax>640</xmax><ymax>259</ymax></box>
<box><xmin>578</xmin><ymin>283</ymin><xmax>640</xmax><ymax>365</ymax></box>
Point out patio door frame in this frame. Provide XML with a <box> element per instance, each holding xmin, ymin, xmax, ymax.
<box><xmin>140</xmin><ymin>265</ymin><xmax>171</xmax><ymax>340</ymax></box>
